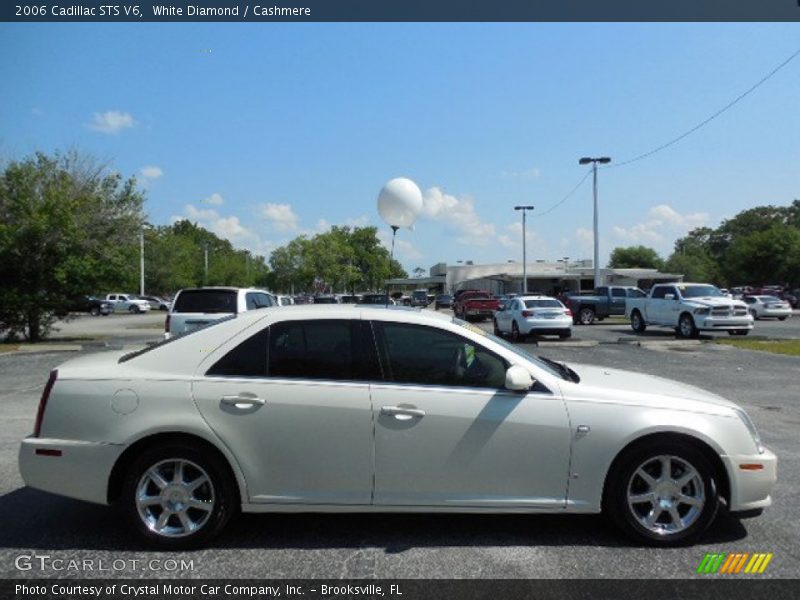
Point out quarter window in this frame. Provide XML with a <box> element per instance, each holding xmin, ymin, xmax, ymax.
<box><xmin>374</xmin><ymin>322</ymin><xmax>507</xmax><ymax>389</ymax></box>
<box><xmin>207</xmin><ymin>328</ymin><xmax>268</xmax><ymax>377</ymax></box>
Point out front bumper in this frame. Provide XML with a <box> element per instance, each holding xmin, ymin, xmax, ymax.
<box><xmin>723</xmin><ymin>447</ymin><xmax>777</xmax><ymax>512</ymax></box>
<box><xmin>697</xmin><ymin>316</ymin><xmax>753</xmax><ymax>331</ymax></box>
<box><xmin>19</xmin><ymin>437</ymin><xmax>124</xmax><ymax>505</ymax></box>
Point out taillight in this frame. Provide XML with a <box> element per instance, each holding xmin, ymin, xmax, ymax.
<box><xmin>565</xmin><ymin>309</ymin><xmax>572</xmax><ymax>317</ymax></box>
<box><xmin>165</xmin><ymin>314</ymin><xmax>171</xmax><ymax>332</ymax></box>
<box><xmin>521</xmin><ymin>310</ymin><xmax>533</xmax><ymax>317</ymax></box>
<box><xmin>33</xmin><ymin>369</ymin><xmax>58</xmax><ymax>438</ymax></box>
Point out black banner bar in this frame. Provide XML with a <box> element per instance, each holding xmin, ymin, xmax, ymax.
<box><xmin>3</xmin><ymin>1</ymin><xmax>800</xmax><ymax>23</ymax></box>
<box><xmin>3</xmin><ymin>579</ymin><xmax>800</xmax><ymax>600</ymax></box>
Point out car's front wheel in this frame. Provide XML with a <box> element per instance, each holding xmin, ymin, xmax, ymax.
<box><xmin>493</xmin><ymin>319</ymin><xmax>502</xmax><ymax>337</ymax></box>
<box><xmin>605</xmin><ymin>442</ymin><xmax>719</xmax><ymax>546</ymax></box>
<box><xmin>630</xmin><ymin>310</ymin><xmax>646</xmax><ymax>332</ymax></box>
<box><xmin>128</xmin><ymin>305</ymin><xmax>139</xmax><ymax>314</ymax></box>
<box><xmin>90</xmin><ymin>306</ymin><xmax>100</xmax><ymax>316</ymax></box>
<box><xmin>122</xmin><ymin>443</ymin><xmax>237</xmax><ymax>549</ymax></box>
<box><xmin>677</xmin><ymin>313</ymin><xmax>698</xmax><ymax>339</ymax></box>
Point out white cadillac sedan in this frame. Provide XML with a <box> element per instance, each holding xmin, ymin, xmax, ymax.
<box><xmin>19</xmin><ymin>306</ymin><xmax>776</xmax><ymax>548</ymax></box>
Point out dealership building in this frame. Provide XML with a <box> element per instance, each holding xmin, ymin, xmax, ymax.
<box><xmin>387</xmin><ymin>260</ymin><xmax>683</xmax><ymax>296</ymax></box>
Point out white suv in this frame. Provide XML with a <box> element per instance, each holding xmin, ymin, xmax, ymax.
<box><xmin>165</xmin><ymin>287</ymin><xmax>277</xmax><ymax>338</ymax></box>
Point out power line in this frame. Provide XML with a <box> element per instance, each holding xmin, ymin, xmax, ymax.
<box><xmin>611</xmin><ymin>46</ymin><xmax>800</xmax><ymax>169</ymax></box>
<box><xmin>537</xmin><ymin>169</ymin><xmax>592</xmax><ymax>217</ymax></box>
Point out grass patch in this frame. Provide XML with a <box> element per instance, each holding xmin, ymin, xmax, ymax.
<box><xmin>716</xmin><ymin>338</ymin><xmax>800</xmax><ymax>356</ymax></box>
<box><xmin>0</xmin><ymin>345</ymin><xmax>20</xmax><ymax>353</ymax></box>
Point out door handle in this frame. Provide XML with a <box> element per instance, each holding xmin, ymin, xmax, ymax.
<box><xmin>380</xmin><ymin>405</ymin><xmax>426</xmax><ymax>419</ymax></box>
<box><xmin>221</xmin><ymin>394</ymin><xmax>266</xmax><ymax>408</ymax></box>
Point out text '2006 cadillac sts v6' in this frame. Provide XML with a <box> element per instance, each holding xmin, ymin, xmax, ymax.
<box><xmin>19</xmin><ymin>305</ymin><xmax>776</xmax><ymax>548</ymax></box>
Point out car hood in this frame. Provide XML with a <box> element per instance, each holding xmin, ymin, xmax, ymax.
<box><xmin>561</xmin><ymin>363</ymin><xmax>739</xmax><ymax>414</ymax></box>
<box><xmin>682</xmin><ymin>297</ymin><xmax>743</xmax><ymax>308</ymax></box>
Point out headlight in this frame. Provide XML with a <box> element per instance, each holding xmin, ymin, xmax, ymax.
<box><xmin>693</xmin><ymin>307</ymin><xmax>710</xmax><ymax>315</ymax></box>
<box><xmin>735</xmin><ymin>408</ymin><xmax>765</xmax><ymax>454</ymax></box>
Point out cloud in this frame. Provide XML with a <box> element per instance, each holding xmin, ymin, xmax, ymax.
<box><xmin>261</xmin><ymin>203</ymin><xmax>300</xmax><ymax>231</ymax></box>
<box><xmin>172</xmin><ymin>204</ymin><xmax>277</xmax><ymax>257</ymax></box>
<box><xmin>88</xmin><ymin>110</ymin><xmax>136</xmax><ymax>134</ymax></box>
<box><xmin>612</xmin><ymin>204</ymin><xmax>709</xmax><ymax>246</ymax></box>
<box><xmin>378</xmin><ymin>230</ymin><xmax>424</xmax><ymax>261</ymax></box>
<box><xmin>139</xmin><ymin>166</ymin><xmax>163</xmax><ymax>181</ymax></box>
<box><xmin>203</xmin><ymin>192</ymin><xmax>224</xmax><ymax>206</ymax></box>
<box><xmin>501</xmin><ymin>167</ymin><xmax>541</xmax><ymax>179</ymax></box>
<box><xmin>421</xmin><ymin>187</ymin><xmax>496</xmax><ymax>246</ymax></box>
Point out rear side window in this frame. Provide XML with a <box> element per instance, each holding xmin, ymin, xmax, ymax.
<box><xmin>246</xmin><ymin>292</ymin><xmax>274</xmax><ymax>309</ymax></box>
<box><xmin>206</xmin><ymin>328</ymin><xmax>269</xmax><ymax>377</ymax></box>
<box><xmin>268</xmin><ymin>319</ymin><xmax>373</xmax><ymax>381</ymax></box>
<box><xmin>174</xmin><ymin>290</ymin><xmax>237</xmax><ymax>313</ymax></box>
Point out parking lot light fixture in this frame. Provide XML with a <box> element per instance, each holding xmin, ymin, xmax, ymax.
<box><xmin>578</xmin><ymin>157</ymin><xmax>611</xmax><ymax>288</ymax></box>
<box><xmin>514</xmin><ymin>205</ymin><xmax>535</xmax><ymax>294</ymax></box>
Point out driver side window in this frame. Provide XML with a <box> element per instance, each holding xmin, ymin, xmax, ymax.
<box><xmin>373</xmin><ymin>322</ymin><xmax>508</xmax><ymax>389</ymax></box>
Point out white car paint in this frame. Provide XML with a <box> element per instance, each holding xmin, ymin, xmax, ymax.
<box><xmin>494</xmin><ymin>295</ymin><xmax>573</xmax><ymax>339</ymax></box>
<box><xmin>105</xmin><ymin>293</ymin><xmax>151</xmax><ymax>313</ymax></box>
<box><xmin>19</xmin><ymin>305</ymin><xmax>776</xmax><ymax>548</ymax></box>
<box><xmin>742</xmin><ymin>295</ymin><xmax>792</xmax><ymax>320</ymax></box>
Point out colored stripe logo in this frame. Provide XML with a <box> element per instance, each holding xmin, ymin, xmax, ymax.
<box><xmin>697</xmin><ymin>553</ymin><xmax>773</xmax><ymax>574</ymax></box>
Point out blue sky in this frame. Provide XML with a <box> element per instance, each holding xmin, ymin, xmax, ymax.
<box><xmin>2</xmin><ymin>23</ymin><xmax>799</xmax><ymax>272</ymax></box>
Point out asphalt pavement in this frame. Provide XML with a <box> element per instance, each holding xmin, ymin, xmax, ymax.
<box><xmin>0</xmin><ymin>309</ymin><xmax>798</xmax><ymax>579</ymax></box>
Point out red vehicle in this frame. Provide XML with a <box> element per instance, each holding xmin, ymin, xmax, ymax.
<box><xmin>453</xmin><ymin>290</ymin><xmax>501</xmax><ymax>322</ymax></box>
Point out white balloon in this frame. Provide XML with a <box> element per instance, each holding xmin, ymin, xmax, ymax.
<box><xmin>377</xmin><ymin>177</ymin><xmax>423</xmax><ymax>229</ymax></box>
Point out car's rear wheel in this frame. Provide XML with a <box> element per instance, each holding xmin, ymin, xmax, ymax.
<box><xmin>128</xmin><ymin>305</ymin><xmax>138</xmax><ymax>314</ymax></box>
<box><xmin>578</xmin><ymin>307</ymin><xmax>595</xmax><ymax>325</ymax></box>
<box><xmin>558</xmin><ymin>330</ymin><xmax>571</xmax><ymax>339</ymax></box>
<box><xmin>511</xmin><ymin>321</ymin><xmax>523</xmax><ymax>343</ymax></box>
<box><xmin>122</xmin><ymin>443</ymin><xmax>237</xmax><ymax>549</ymax></box>
<box><xmin>630</xmin><ymin>310</ymin><xmax>646</xmax><ymax>332</ymax></box>
<box><xmin>493</xmin><ymin>319</ymin><xmax>502</xmax><ymax>337</ymax></box>
<box><xmin>778</xmin><ymin>316</ymin><xmax>787</xmax><ymax>321</ymax></box>
<box><xmin>677</xmin><ymin>314</ymin><xmax>698</xmax><ymax>338</ymax></box>
<box><xmin>605</xmin><ymin>442</ymin><xmax>719</xmax><ymax>546</ymax></box>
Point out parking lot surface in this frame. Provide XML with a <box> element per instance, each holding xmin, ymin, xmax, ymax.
<box><xmin>0</xmin><ymin>309</ymin><xmax>798</xmax><ymax>579</ymax></box>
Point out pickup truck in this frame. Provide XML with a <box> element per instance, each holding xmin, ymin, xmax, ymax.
<box><xmin>563</xmin><ymin>286</ymin><xmax>646</xmax><ymax>325</ymax></box>
<box><xmin>625</xmin><ymin>282</ymin><xmax>753</xmax><ymax>338</ymax></box>
<box><xmin>105</xmin><ymin>293</ymin><xmax>151</xmax><ymax>314</ymax></box>
<box><xmin>453</xmin><ymin>290</ymin><xmax>500</xmax><ymax>322</ymax></box>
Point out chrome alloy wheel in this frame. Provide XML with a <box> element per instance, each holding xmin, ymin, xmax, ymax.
<box><xmin>626</xmin><ymin>454</ymin><xmax>705</xmax><ymax>536</ymax></box>
<box><xmin>135</xmin><ymin>458</ymin><xmax>215</xmax><ymax>538</ymax></box>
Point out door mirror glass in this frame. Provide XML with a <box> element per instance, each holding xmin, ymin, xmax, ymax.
<box><xmin>505</xmin><ymin>365</ymin><xmax>533</xmax><ymax>391</ymax></box>
<box><xmin>664</xmin><ymin>293</ymin><xmax>675</xmax><ymax>301</ymax></box>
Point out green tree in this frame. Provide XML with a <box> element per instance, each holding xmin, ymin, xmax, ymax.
<box><xmin>724</xmin><ymin>224</ymin><xmax>800</xmax><ymax>286</ymax></box>
<box><xmin>0</xmin><ymin>151</ymin><xmax>144</xmax><ymax>341</ymax></box>
<box><xmin>608</xmin><ymin>246</ymin><xmax>664</xmax><ymax>270</ymax></box>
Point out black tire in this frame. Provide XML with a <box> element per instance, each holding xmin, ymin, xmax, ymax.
<box><xmin>493</xmin><ymin>319</ymin><xmax>502</xmax><ymax>337</ymax></box>
<box><xmin>121</xmin><ymin>443</ymin><xmax>238</xmax><ymax>549</ymax></box>
<box><xmin>578</xmin><ymin>307</ymin><xmax>595</xmax><ymax>325</ymax></box>
<box><xmin>630</xmin><ymin>310</ymin><xmax>646</xmax><ymax>333</ymax></box>
<box><xmin>511</xmin><ymin>321</ymin><xmax>523</xmax><ymax>343</ymax></box>
<box><xmin>677</xmin><ymin>313</ymin><xmax>698</xmax><ymax>339</ymax></box>
<box><xmin>778</xmin><ymin>316</ymin><xmax>787</xmax><ymax>321</ymax></box>
<box><xmin>749</xmin><ymin>309</ymin><xmax>758</xmax><ymax>320</ymax></box>
<box><xmin>558</xmin><ymin>330</ymin><xmax>572</xmax><ymax>339</ymax></box>
<box><xmin>90</xmin><ymin>306</ymin><xmax>100</xmax><ymax>317</ymax></box>
<box><xmin>128</xmin><ymin>305</ymin><xmax>138</xmax><ymax>314</ymax></box>
<box><xmin>729</xmin><ymin>329</ymin><xmax>749</xmax><ymax>336</ymax></box>
<box><xmin>604</xmin><ymin>441</ymin><xmax>719</xmax><ymax>546</ymax></box>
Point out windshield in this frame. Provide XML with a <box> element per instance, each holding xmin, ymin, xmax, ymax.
<box><xmin>452</xmin><ymin>317</ymin><xmax>564</xmax><ymax>379</ymax></box>
<box><xmin>679</xmin><ymin>285</ymin><xmax>724</xmax><ymax>298</ymax></box>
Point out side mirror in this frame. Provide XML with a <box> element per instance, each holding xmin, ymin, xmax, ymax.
<box><xmin>505</xmin><ymin>365</ymin><xmax>533</xmax><ymax>392</ymax></box>
<box><xmin>664</xmin><ymin>293</ymin><xmax>675</xmax><ymax>300</ymax></box>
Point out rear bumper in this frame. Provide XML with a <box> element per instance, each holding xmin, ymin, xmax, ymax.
<box><xmin>520</xmin><ymin>316</ymin><xmax>573</xmax><ymax>335</ymax></box>
<box><xmin>19</xmin><ymin>437</ymin><xmax>123</xmax><ymax>505</ymax></box>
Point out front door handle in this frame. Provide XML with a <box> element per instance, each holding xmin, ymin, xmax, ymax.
<box><xmin>381</xmin><ymin>405</ymin><xmax>426</xmax><ymax>420</ymax></box>
<box><xmin>221</xmin><ymin>394</ymin><xmax>266</xmax><ymax>408</ymax></box>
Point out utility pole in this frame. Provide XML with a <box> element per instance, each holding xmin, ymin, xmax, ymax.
<box><xmin>578</xmin><ymin>157</ymin><xmax>611</xmax><ymax>288</ymax></box>
<box><xmin>514</xmin><ymin>205</ymin><xmax>535</xmax><ymax>294</ymax></box>
<box><xmin>139</xmin><ymin>228</ymin><xmax>145</xmax><ymax>296</ymax></box>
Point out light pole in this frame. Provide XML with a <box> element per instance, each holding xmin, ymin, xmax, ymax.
<box><xmin>578</xmin><ymin>156</ymin><xmax>611</xmax><ymax>288</ymax></box>
<box><xmin>203</xmin><ymin>242</ymin><xmax>209</xmax><ymax>286</ymax></box>
<box><xmin>514</xmin><ymin>205</ymin><xmax>534</xmax><ymax>294</ymax></box>
<box><xmin>139</xmin><ymin>228</ymin><xmax>145</xmax><ymax>296</ymax></box>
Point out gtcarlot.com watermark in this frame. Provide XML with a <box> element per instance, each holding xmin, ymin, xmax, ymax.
<box><xmin>14</xmin><ymin>554</ymin><xmax>195</xmax><ymax>573</ymax></box>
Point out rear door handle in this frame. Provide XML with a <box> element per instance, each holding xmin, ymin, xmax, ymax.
<box><xmin>221</xmin><ymin>394</ymin><xmax>266</xmax><ymax>408</ymax></box>
<box><xmin>381</xmin><ymin>405</ymin><xmax>426</xmax><ymax>420</ymax></box>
